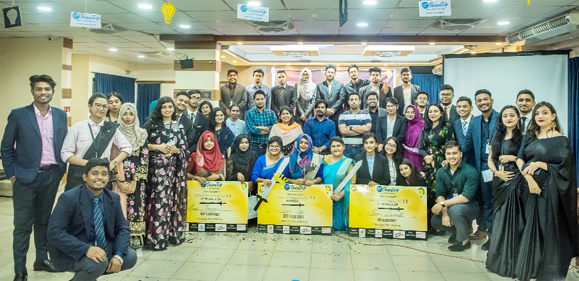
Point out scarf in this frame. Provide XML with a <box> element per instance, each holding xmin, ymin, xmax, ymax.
<box><xmin>231</xmin><ymin>134</ymin><xmax>255</xmax><ymax>165</ymax></box>
<box><xmin>297</xmin><ymin>68</ymin><xmax>316</xmax><ymax>101</ymax></box>
<box><xmin>195</xmin><ymin>131</ymin><xmax>225</xmax><ymax>173</ymax></box>
<box><xmin>289</xmin><ymin>134</ymin><xmax>313</xmax><ymax>176</ymax></box>
<box><xmin>277</xmin><ymin>122</ymin><xmax>301</xmax><ymax>132</ymax></box>
<box><xmin>116</xmin><ymin>103</ymin><xmax>147</xmax><ymax>153</ymax></box>
<box><xmin>403</xmin><ymin>104</ymin><xmax>425</xmax><ymax>149</ymax></box>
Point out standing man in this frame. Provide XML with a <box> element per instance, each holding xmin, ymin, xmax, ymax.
<box><xmin>415</xmin><ymin>91</ymin><xmax>429</xmax><ymax>119</ymax></box>
<box><xmin>392</xmin><ymin>67</ymin><xmax>420</xmax><ymax>116</ymax></box>
<box><xmin>366</xmin><ymin>92</ymin><xmax>387</xmax><ymax>134</ymax></box>
<box><xmin>338</xmin><ymin>93</ymin><xmax>372</xmax><ymax>159</ymax></box>
<box><xmin>226</xmin><ymin>104</ymin><xmax>246</xmax><ymax>137</ymax></box>
<box><xmin>515</xmin><ymin>89</ymin><xmax>536</xmax><ymax>133</ymax></box>
<box><xmin>454</xmin><ymin>96</ymin><xmax>475</xmax><ymax>168</ymax></box>
<box><xmin>174</xmin><ymin>91</ymin><xmax>195</xmax><ymax>154</ymax></box>
<box><xmin>359</xmin><ymin>67</ymin><xmax>392</xmax><ymax>109</ymax></box>
<box><xmin>220</xmin><ymin>69</ymin><xmax>247</xmax><ymax>116</ymax></box>
<box><xmin>245</xmin><ymin>90</ymin><xmax>277</xmax><ymax>156</ymax></box>
<box><xmin>187</xmin><ymin>90</ymin><xmax>210</xmax><ymax>152</ymax></box>
<box><xmin>461</xmin><ymin>89</ymin><xmax>498</xmax><ymax>250</ymax></box>
<box><xmin>247</xmin><ymin>69</ymin><xmax>271</xmax><ymax>111</ymax></box>
<box><xmin>440</xmin><ymin>84</ymin><xmax>460</xmax><ymax>124</ymax></box>
<box><xmin>271</xmin><ymin>70</ymin><xmax>297</xmax><ymax>117</ymax></box>
<box><xmin>316</xmin><ymin>64</ymin><xmax>347</xmax><ymax>136</ymax></box>
<box><xmin>303</xmin><ymin>100</ymin><xmax>336</xmax><ymax>155</ymax></box>
<box><xmin>345</xmin><ymin>64</ymin><xmax>370</xmax><ymax>97</ymax></box>
<box><xmin>376</xmin><ymin>97</ymin><xmax>407</xmax><ymax>151</ymax></box>
<box><xmin>1</xmin><ymin>74</ymin><xmax>68</xmax><ymax>281</ymax></box>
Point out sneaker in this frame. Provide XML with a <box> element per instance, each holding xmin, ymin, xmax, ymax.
<box><xmin>448</xmin><ymin>234</ymin><xmax>457</xmax><ymax>244</ymax></box>
<box><xmin>448</xmin><ymin>240</ymin><xmax>471</xmax><ymax>252</ymax></box>
<box><xmin>470</xmin><ymin>230</ymin><xmax>487</xmax><ymax>240</ymax></box>
<box><xmin>482</xmin><ymin>238</ymin><xmax>491</xmax><ymax>250</ymax></box>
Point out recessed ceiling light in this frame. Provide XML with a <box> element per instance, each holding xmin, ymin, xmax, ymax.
<box><xmin>361</xmin><ymin>42</ymin><xmax>367</xmax><ymax>45</ymax></box>
<box><xmin>429</xmin><ymin>42</ymin><xmax>435</xmax><ymax>45</ymax></box>
<box><xmin>180</xmin><ymin>25</ymin><xmax>191</xmax><ymax>28</ymax></box>
<box><xmin>138</xmin><ymin>4</ymin><xmax>152</xmax><ymax>9</ymax></box>
<box><xmin>298</xmin><ymin>42</ymin><xmax>303</xmax><ymax>45</ymax></box>
<box><xmin>221</xmin><ymin>55</ymin><xmax>226</xmax><ymax>58</ymax></box>
<box><xmin>286</xmin><ymin>64</ymin><xmax>290</xmax><ymax>66</ymax></box>
<box><xmin>498</xmin><ymin>21</ymin><xmax>510</xmax><ymax>25</ymax></box>
<box><xmin>363</xmin><ymin>0</ymin><xmax>377</xmax><ymax>4</ymax></box>
<box><xmin>483</xmin><ymin>0</ymin><xmax>497</xmax><ymax>2</ymax></box>
<box><xmin>109</xmin><ymin>48</ymin><xmax>117</xmax><ymax>52</ymax></box>
<box><xmin>357</xmin><ymin>23</ymin><xmax>368</xmax><ymax>27</ymax></box>
<box><xmin>38</xmin><ymin>7</ymin><xmax>52</xmax><ymax>11</ymax></box>
<box><xmin>337</xmin><ymin>64</ymin><xmax>341</xmax><ymax>66</ymax></box>
<box><xmin>237</xmin><ymin>42</ymin><xmax>243</xmax><ymax>45</ymax></box>
<box><xmin>248</xmin><ymin>1</ymin><xmax>261</xmax><ymax>6</ymax></box>
<box><xmin>384</xmin><ymin>64</ymin><xmax>387</xmax><ymax>66</ymax></box>
<box><xmin>232</xmin><ymin>61</ymin><xmax>237</xmax><ymax>63</ymax></box>
<box><xmin>471</xmin><ymin>51</ymin><xmax>477</xmax><ymax>54</ymax></box>
<box><xmin>138</xmin><ymin>55</ymin><xmax>145</xmax><ymax>58</ymax></box>
<box><xmin>496</xmin><ymin>42</ymin><xmax>502</xmax><ymax>45</ymax></box>
<box><xmin>167</xmin><ymin>48</ymin><xmax>174</xmax><ymax>51</ymax></box>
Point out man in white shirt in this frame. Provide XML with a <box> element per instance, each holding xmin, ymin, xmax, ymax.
<box><xmin>186</xmin><ymin>90</ymin><xmax>209</xmax><ymax>152</ymax></box>
<box><xmin>515</xmin><ymin>89</ymin><xmax>536</xmax><ymax>133</ymax></box>
<box><xmin>226</xmin><ymin>104</ymin><xmax>247</xmax><ymax>137</ymax></box>
<box><xmin>415</xmin><ymin>91</ymin><xmax>429</xmax><ymax>119</ymax></box>
<box><xmin>440</xmin><ymin>84</ymin><xmax>459</xmax><ymax>124</ymax></box>
<box><xmin>392</xmin><ymin>68</ymin><xmax>421</xmax><ymax>116</ymax></box>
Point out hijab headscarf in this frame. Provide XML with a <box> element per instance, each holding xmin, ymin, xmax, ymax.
<box><xmin>231</xmin><ymin>134</ymin><xmax>256</xmax><ymax>165</ymax></box>
<box><xmin>117</xmin><ymin>103</ymin><xmax>147</xmax><ymax>153</ymax></box>
<box><xmin>403</xmin><ymin>104</ymin><xmax>425</xmax><ymax>148</ymax></box>
<box><xmin>289</xmin><ymin>134</ymin><xmax>313</xmax><ymax>177</ymax></box>
<box><xmin>194</xmin><ymin>131</ymin><xmax>225</xmax><ymax>173</ymax></box>
<box><xmin>297</xmin><ymin>68</ymin><xmax>316</xmax><ymax>101</ymax></box>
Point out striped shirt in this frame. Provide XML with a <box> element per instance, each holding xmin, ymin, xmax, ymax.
<box><xmin>245</xmin><ymin>108</ymin><xmax>277</xmax><ymax>145</ymax></box>
<box><xmin>338</xmin><ymin>109</ymin><xmax>371</xmax><ymax>145</ymax></box>
<box><xmin>246</xmin><ymin>84</ymin><xmax>272</xmax><ymax>111</ymax></box>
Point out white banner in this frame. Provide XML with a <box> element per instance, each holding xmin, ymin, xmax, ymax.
<box><xmin>70</xmin><ymin>12</ymin><xmax>101</xmax><ymax>28</ymax></box>
<box><xmin>419</xmin><ymin>1</ymin><xmax>451</xmax><ymax>17</ymax></box>
<box><xmin>237</xmin><ymin>4</ymin><xmax>269</xmax><ymax>22</ymax></box>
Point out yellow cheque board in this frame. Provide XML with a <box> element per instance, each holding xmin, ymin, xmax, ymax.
<box><xmin>349</xmin><ymin>185</ymin><xmax>428</xmax><ymax>240</ymax></box>
<box><xmin>257</xmin><ymin>183</ymin><xmax>333</xmax><ymax>235</ymax></box>
<box><xmin>187</xmin><ymin>181</ymin><xmax>248</xmax><ymax>232</ymax></box>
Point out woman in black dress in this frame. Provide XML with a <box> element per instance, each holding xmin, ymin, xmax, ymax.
<box><xmin>485</xmin><ymin>105</ymin><xmax>524</xmax><ymax>278</ymax></box>
<box><xmin>226</xmin><ymin>134</ymin><xmax>259</xmax><ymax>194</ymax></box>
<box><xmin>514</xmin><ymin>102</ymin><xmax>577</xmax><ymax>281</ymax></box>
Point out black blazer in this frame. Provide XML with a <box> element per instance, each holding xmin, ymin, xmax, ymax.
<box><xmin>180</xmin><ymin>110</ymin><xmax>209</xmax><ymax>153</ymax></box>
<box><xmin>375</xmin><ymin>115</ymin><xmax>407</xmax><ymax>144</ymax></box>
<box><xmin>178</xmin><ymin>112</ymin><xmax>195</xmax><ymax>154</ymax></box>
<box><xmin>392</xmin><ymin>84</ymin><xmax>421</xmax><ymax>116</ymax></box>
<box><xmin>355</xmin><ymin>153</ymin><xmax>402</xmax><ymax>185</ymax></box>
<box><xmin>454</xmin><ymin>117</ymin><xmax>476</xmax><ymax>168</ymax></box>
<box><xmin>47</xmin><ymin>186</ymin><xmax>130</xmax><ymax>272</ymax></box>
<box><xmin>1</xmin><ymin>103</ymin><xmax>67</xmax><ymax>183</ymax></box>
<box><xmin>271</xmin><ymin>84</ymin><xmax>297</xmax><ymax>116</ymax></box>
<box><xmin>316</xmin><ymin>80</ymin><xmax>347</xmax><ymax>118</ymax></box>
<box><xmin>445</xmin><ymin>104</ymin><xmax>460</xmax><ymax>124</ymax></box>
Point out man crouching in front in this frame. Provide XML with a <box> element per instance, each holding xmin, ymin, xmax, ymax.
<box><xmin>47</xmin><ymin>158</ymin><xmax>137</xmax><ymax>280</ymax></box>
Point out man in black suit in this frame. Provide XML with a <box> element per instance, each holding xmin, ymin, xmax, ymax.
<box><xmin>392</xmin><ymin>67</ymin><xmax>420</xmax><ymax>116</ymax></box>
<box><xmin>440</xmin><ymin>84</ymin><xmax>460</xmax><ymax>124</ymax></box>
<box><xmin>376</xmin><ymin>97</ymin><xmax>407</xmax><ymax>152</ymax></box>
<box><xmin>359</xmin><ymin>67</ymin><xmax>393</xmax><ymax>110</ymax></box>
<box><xmin>174</xmin><ymin>91</ymin><xmax>195</xmax><ymax>154</ymax></box>
<box><xmin>1</xmin><ymin>74</ymin><xmax>68</xmax><ymax>281</ymax></box>
<box><xmin>186</xmin><ymin>90</ymin><xmax>209</xmax><ymax>152</ymax></box>
<box><xmin>415</xmin><ymin>91</ymin><xmax>429</xmax><ymax>119</ymax></box>
<box><xmin>316</xmin><ymin>64</ymin><xmax>347</xmax><ymax>136</ymax></box>
<box><xmin>271</xmin><ymin>70</ymin><xmax>297</xmax><ymax>117</ymax></box>
<box><xmin>47</xmin><ymin>158</ymin><xmax>137</xmax><ymax>281</ymax></box>
<box><xmin>345</xmin><ymin>64</ymin><xmax>370</xmax><ymax>97</ymax></box>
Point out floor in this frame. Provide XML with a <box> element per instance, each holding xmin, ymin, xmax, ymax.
<box><xmin>0</xmin><ymin>194</ymin><xmax>578</xmax><ymax>281</ymax></box>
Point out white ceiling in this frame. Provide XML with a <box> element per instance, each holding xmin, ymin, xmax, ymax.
<box><xmin>0</xmin><ymin>0</ymin><xmax>578</xmax><ymax>64</ymax></box>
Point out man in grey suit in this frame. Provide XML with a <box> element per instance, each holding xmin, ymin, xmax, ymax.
<box><xmin>392</xmin><ymin>67</ymin><xmax>421</xmax><ymax>116</ymax></box>
<box><xmin>271</xmin><ymin>70</ymin><xmax>297</xmax><ymax>117</ymax></box>
<box><xmin>220</xmin><ymin>69</ymin><xmax>247</xmax><ymax>116</ymax></box>
<box><xmin>366</xmin><ymin>91</ymin><xmax>387</xmax><ymax>134</ymax></box>
<box><xmin>316</xmin><ymin>64</ymin><xmax>347</xmax><ymax>137</ymax></box>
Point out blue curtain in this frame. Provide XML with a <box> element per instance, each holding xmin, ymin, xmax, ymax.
<box><xmin>411</xmin><ymin>74</ymin><xmax>443</xmax><ymax>104</ymax></box>
<box><xmin>137</xmin><ymin>84</ymin><xmax>160</xmax><ymax>126</ymax></box>
<box><xmin>568</xmin><ymin>58</ymin><xmax>579</xmax><ymax>186</ymax></box>
<box><xmin>93</xmin><ymin>72</ymin><xmax>136</xmax><ymax>103</ymax></box>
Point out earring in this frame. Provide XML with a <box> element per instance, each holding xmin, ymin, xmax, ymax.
<box><xmin>551</xmin><ymin>121</ymin><xmax>556</xmax><ymax>129</ymax></box>
<box><xmin>517</xmin><ymin>123</ymin><xmax>520</xmax><ymax>129</ymax></box>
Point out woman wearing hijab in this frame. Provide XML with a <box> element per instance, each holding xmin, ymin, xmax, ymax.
<box><xmin>269</xmin><ymin>106</ymin><xmax>303</xmax><ymax>156</ymax></box>
<box><xmin>287</xmin><ymin>134</ymin><xmax>324</xmax><ymax>186</ymax></box>
<box><xmin>295</xmin><ymin>68</ymin><xmax>317</xmax><ymax>126</ymax></box>
<box><xmin>402</xmin><ymin>104</ymin><xmax>425</xmax><ymax>171</ymax></box>
<box><xmin>113</xmin><ymin>103</ymin><xmax>149</xmax><ymax>250</ymax></box>
<box><xmin>226</xmin><ymin>134</ymin><xmax>259</xmax><ymax>193</ymax></box>
<box><xmin>189</xmin><ymin>131</ymin><xmax>226</xmax><ymax>183</ymax></box>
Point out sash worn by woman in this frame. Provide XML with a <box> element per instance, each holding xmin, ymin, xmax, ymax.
<box><xmin>287</xmin><ymin>134</ymin><xmax>324</xmax><ymax>185</ymax></box>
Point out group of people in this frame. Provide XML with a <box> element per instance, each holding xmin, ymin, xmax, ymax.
<box><xmin>2</xmin><ymin>69</ymin><xmax>577</xmax><ymax>281</ymax></box>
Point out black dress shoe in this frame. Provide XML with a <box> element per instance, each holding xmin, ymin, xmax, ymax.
<box><xmin>13</xmin><ymin>273</ymin><xmax>27</xmax><ymax>281</ymax></box>
<box><xmin>33</xmin><ymin>259</ymin><xmax>57</xmax><ymax>272</ymax></box>
<box><xmin>448</xmin><ymin>234</ymin><xmax>457</xmax><ymax>244</ymax></box>
<box><xmin>448</xmin><ymin>240</ymin><xmax>471</xmax><ymax>252</ymax></box>
<box><xmin>482</xmin><ymin>238</ymin><xmax>491</xmax><ymax>251</ymax></box>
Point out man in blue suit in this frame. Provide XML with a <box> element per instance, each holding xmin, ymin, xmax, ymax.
<box><xmin>453</xmin><ymin>96</ymin><xmax>475</xmax><ymax>168</ymax></box>
<box><xmin>461</xmin><ymin>89</ymin><xmax>498</xmax><ymax>251</ymax></box>
<box><xmin>47</xmin><ymin>158</ymin><xmax>137</xmax><ymax>281</ymax></box>
<box><xmin>1</xmin><ymin>74</ymin><xmax>68</xmax><ymax>281</ymax></box>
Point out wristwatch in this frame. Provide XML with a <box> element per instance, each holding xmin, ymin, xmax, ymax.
<box><xmin>349</xmin><ymin>125</ymin><xmax>353</xmax><ymax>131</ymax></box>
<box><xmin>114</xmin><ymin>161</ymin><xmax>119</xmax><ymax>166</ymax></box>
<box><xmin>439</xmin><ymin>201</ymin><xmax>446</xmax><ymax>207</ymax></box>
<box><xmin>113</xmin><ymin>254</ymin><xmax>123</xmax><ymax>265</ymax></box>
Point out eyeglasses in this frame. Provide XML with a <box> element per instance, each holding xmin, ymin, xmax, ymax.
<box><xmin>385</xmin><ymin>143</ymin><xmax>397</xmax><ymax>149</ymax></box>
<box><xmin>93</xmin><ymin>103</ymin><xmax>109</xmax><ymax>110</ymax></box>
<box><xmin>269</xmin><ymin>145</ymin><xmax>280</xmax><ymax>149</ymax></box>
<box><xmin>191</xmin><ymin>96</ymin><xmax>201</xmax><ymax>100</ymax></box>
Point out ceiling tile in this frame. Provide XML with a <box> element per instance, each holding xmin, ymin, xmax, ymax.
<box><xmin>340</xmin><ymin>20</ymin><xmax>386</xmax><ymax>29</ymax></box>
<box><xmin>452</xmin><ymin>0</ymin><xmax>519</xmax><ymax>7</ymax></box>
<box><xmin>223</xmin><ymin>0</ymin><xmax>286</xmax><ymax>10</ymax></box>
<box><xmin>388</xmin><ymin>7</ymin><xmax>420</xmax><ymax>20</ymax></box>
<box><xmin>491</xmin><ymin>6</ymin><xmax>561</xmax><ymax>19</ymax></box>
<box><xmin>446</xmin><ymin>6</ymin><xmax>509</xmax><ymax>18</ymax></box>
<box><xmin>346</xmin><ymin>8</ymin><xmax>393</xmax><ymax>21</ymax></box>
<box><xmin>185</xmin><ymin>10</ymin><xmax>238</xmax><ymax>22</ymax></box>
<box><xmin>214</xmin><ymin>29</ymin><xmax>260</xmax><ymax>35</ymax></box>
<box><xmin>299</xmin><ymin>28</ymin><xmax>339</xmax><ymax>35</ymax></box>
<box><xmin>287</xmin><ymin>9</ymin><xmax>339</xmax><ymax>21</ymax></box>
<box><xmin>168</xmin><ymin>0</ymin><xmax>232</xmax><ymax>11</ymax></box>
<box><xmin>386</xmin><ymin>19</ymin><xmax>436</xmax><ymax>28</ymax></box>
<box><xmin>347</xmin><ymin>1</ymin><xmax>399</xmax><ymax>9</ymax></box>
<box><xmin>95</xmin><ymin>36</ymin><xmax>132</xmax><ymax>43</ymax></box>
<box><xmin>512</xmin><ymin>0</ymin><xmax>578</xmax><ymax>6</ymax></box>
<box><xmin>284</xmin><ymin>0</ymin><xmax>343</xmax><ymax>9</ymax></box>
<box><xmin>419</xmin><ymin>28</ymin><xmax>462</xmax><ymax>35</ymax></box>
<box><xmin>380</xmin><ymin>27</ymin><xmax>425</xmax><ymax>35</ymax></box>
<box><xmin>293</xmin><ymin>20</ymin><xmax>339</xmax><ymax>29</ymax></box>
<box><xmin>339</xmin><ymin>28</ymin><xmax>382</xmax><ymax>35</ymax></box>
<box><xmin>100</xmin><ymin>13</ymin><xmax>152</xmax><ymax>23</ymax></box>
<box><xmin>104</xmin><ymin>0</ymin><xmax>167</xmax><ymax>12</ymax></box>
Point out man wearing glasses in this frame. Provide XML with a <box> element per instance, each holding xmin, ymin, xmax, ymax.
<box><xmin>186</xmin><ymin>90</ymin><xmax>209</xmax><ymax>152</ymax></box>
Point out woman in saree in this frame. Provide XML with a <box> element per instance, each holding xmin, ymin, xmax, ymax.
<box><xmin>287</xmin><ymin>134</ymin><xmax>324</xmax><ymax>186</ymax></box>
<box><xmin>251</xmin><ymin>136</ymin><xmax>290</xmax><ymax>189</ymax></box>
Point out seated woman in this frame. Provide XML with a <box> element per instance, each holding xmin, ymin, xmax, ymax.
<box><xmin>227</xmin><ymin>134</ymin><xmax>259</xmax><ymax>194</ymax></box>
<box><xmin>269</xmin><ymin>106</ymin><xmax>303</xmax><ymax>156</ymax></box>
<box><xmin>251</xmin><ymin>136</ymin><xmax>290</xmax><ymax>189</ymax></box>
<box><xmin>354</xmin><ymin>133</ymin><xmax>390</xmax><ymax>186</ymax></box>
<box><xmin>199</xmin><ymin>100</ymin><xmax>213</xmax><ymax>118</ymax></box>
<box><xmin>322</xmin><ymin>136</ymin><xmax>356</xmax><ymax>231</ymax></box>
<box><xmin>210</xmin><ymin>107</ymin><xmax>235</xmax><ymax>158</ymax></box>
<box><xmin>287</xmin><ymin>134</ymin><xmax>324</xmax><ymax>186</ymax></box>
<box><xmin>399</xmin><ymin>159</ymin><xmax>426</xmax><ymax>187</ymax></box>
<box><xmin>382</xmin><ymin>136</ymin><xmax>404</xmax><ymax>186</ymax></box>
<box><xmin>188</xmin><ymin>131</ymin><xmax>226</xmax><ymax>183</ymax></box>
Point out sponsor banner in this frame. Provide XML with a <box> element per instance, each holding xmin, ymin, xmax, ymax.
<box><xmin>349</xmin><ymin>185</ymin><xmax>427</xmax><ymax>240</ymax></box>
<box><xmin>257</xmin><ymin>183</ymin><xmax>332</xmax><ymax>235</ymax></box>
<box><xmin>419</xmin><ymin>1</ymin><xmax>451</xmax><ymax>17</ymax></box>
<box><xmin>70</xmin><ymin>12</ymin><xmax>101</xmax><ymax>28</ymax></box>
<box><xmin>237</xmin><ymin>4</ymin><xmax>269</xmax><ymax>22</ymax></box>
<box><xmin>187</xmin><ymin>181</ymin><xmax>248</xmax><ymax>232</ymax></box>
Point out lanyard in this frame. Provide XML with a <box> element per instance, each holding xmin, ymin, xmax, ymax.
<box><xmin>87</xmin><ymin>123</ymin><xmax>99</xmax><ymax>158</ymax></box>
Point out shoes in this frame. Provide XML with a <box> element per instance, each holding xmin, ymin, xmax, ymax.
<box><xmin>470</xmin><ymin>230</ymin><xmax>487</xmax><ymax>241</ymax></box>
<box><xmin>13</xmin><ymin>273</ymin><xmax>27</xmax><ymax>281</ymax></box>
<box><xmin>448</xmin><ymin>234</ymin><xmax>457</xmax><ymax>244</ymax></box>
<box><xmin>428</xmin><ymin>229</ymin><xmax>446</xmax><ymax>236</ymax></box>
<box><xmin>33</xmin><ymin>260</ymin><xmax>56</xmax><ymax>272</ymax></box>
<box><xmin>448</xmin><ymin>240</ymin><xmax>471</xmax><ymax>252</ymax></box>
<box><xmin>482</xmin><ymin>238</ymin><xmax>491</xmax><ymax>251</ymax></box>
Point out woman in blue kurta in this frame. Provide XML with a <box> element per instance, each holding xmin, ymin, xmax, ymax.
<box><xmin>287</xmin><ymin>134</ymin><xmax>324</xmax><ymax>186</ymax></box>
<box><xmin>323</xmin><ymin>136</ymin><xmax>356</xmax><ymax>231</ymax></box>
<box><xmin>251</xmin><ymin>136</ymin><xmax>290</xmax><ymax>187</ymax></box>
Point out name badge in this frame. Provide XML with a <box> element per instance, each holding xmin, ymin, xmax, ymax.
<box><xmin>485</xmin><ymin>142</ymin><xmax>490</xmax><ymax>154</ymax></box>
<box><xmin>452</xmin><ymin>193</ymin><xmax>459</xmax><ymax>198</ymax></box>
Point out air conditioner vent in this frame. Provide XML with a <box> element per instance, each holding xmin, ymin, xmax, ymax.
<box><xmin>506</xmin><ymin>13</ymin><xmax>572</xmax><ymax>44</ymax></box>
<box><xmin>249</xmin><ymin>20</ymin><xmax>294</xmax><ymax>33</ymax></box>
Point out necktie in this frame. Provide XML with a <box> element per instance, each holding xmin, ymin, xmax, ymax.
<box><xmin>191</xmin><ymin>112</ymin><xmax>195</xmax><ymax>122</ymax></box>
<box><xmin>444</xmin><ymin>106</ymin><xmax>450</xmax><ymax>119</ymax></box>
<box><xmin>462</xmin><ymin>120</ymin><xmax>468</xmax><ymax>137</ymax></box>
<box><xmin>93</xmin><ymin>197</ymin><xmax>108</xmax><ymax>253</ymax></box>
<box><xmin>521</xmin><ymin>117</ymin><xmax>527</xmax><ymax>132</ymax></box>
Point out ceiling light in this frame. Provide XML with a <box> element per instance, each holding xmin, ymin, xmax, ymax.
<box><xmin>138</xmin><ymin>55</ymin><xmax>145</xmax><ymax>58</ymax></box>
<box><xmin>337</xmin><ymin>64</ymin><xmax>341</xmax><ymax>66</ymax></box>
<box><xmin>109</xmin><ymin>48</ymin><xmax>117</xmax><ymax>52</ymax></box>
<box><xmin>298</xmin><ymin>42</ymin><xmax>303</xmax><ymax>45</ymax></box>
<box><xmin>232</xmin><ymin>61</ymin><xmax>237</xmax><ymax>63</ymax></box>
<box><xmin>384</xmin><ymin>64</ymin><xmax>388</xmax><ymax>66</ymax></box>
<box><xmin>221</xmin><ymin>55</ymin><xmax>226</xmax><ymax>58</ymax></box>
<box><xmin>286</xmin><ymin>64</ymin><xmax>290</xmax><ymax>66</ymax></box>
<box><xmin>498</xmin><ymin>21</ymin><xmax>510</xmax><ymax>25</ymax></box>
<box><xmin>361</xmin><ymin>42</ymin><xmax>367</xmax><ymax>45</ymax></box>
<box><xmin>483</xmin><ymin>0</ymin><xmax>497</xmax><ymax>2</ymax></box>
<box><xmin>471</xmin><ymin>51</ymin><xmax>477</xmax><ymax>54</ymax></box>
<box><xmin>429</xmin><ymin>42</ymin><xmax>435</xmax><ymax>45</ymax></box>
<box><xmin>357</xmin><ymin>23</ymin><xmax>368</xmax><ymax>27</ymax></box>
<box><xmin>167</xmin><ymin>48</ymin><xmax>174</xmax><ymax>51</ymax></box>
<box><xmin>38</xmin><ymin>7</ymin><xmax>52</xmax><ymax>11</ymax></box>
<box><xmin>363</xmin><ymin>0</ymin><xmax>377</xmax><ymax>4</ymax></box>
<box><xmin>248</xmin><ymin>1</ymin><xmax>261</xmax><ymax>6</ymax></box>
<box><xmin>496</xmin><ymin>42</ymin><xmax>502</xmax><ymax>45</ymax></box>
<box><xmin>138</xmin><ymin>4</ymin><xmax>152</xmax><ymax>9</ymax></box>
<box><xmin>180</xmin><ymin>25</ymin><xmax>191</xmax><ymax>28</ymax></box>
<box><xmin>237</xmin><ymin>42</ymin><xmax>243</xmax><ymax>45</ymax></box>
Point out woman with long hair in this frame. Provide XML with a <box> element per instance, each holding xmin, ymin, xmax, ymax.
<box><xmin>287</xmin><ymin>134</ymin><xmax>324</xmax><ymax>186</ymax></box>
<box><xmin>382</xmin><ymin>136</ymin><xmax>404</xmax><ymax>186</ymax></box>
<box><xmin>354</xmin><ymin>133</ymin><xmax>390</xmax><ymax>186</ymax></box>
<box><xmin>209</xmin><ymin>107</ymin><xmax>235</xmax><ymax>158</ymax></box>
<box><xmin>402</xmin><ymin>104</ymin><xmax>425</xmax><ymax>171</ymax></box>
<box><xmin>226</xmin><ymin>134</ymin><xmax>259</xmax><ymax>194</ymax></box>
<box><xmin>514</xmin><ymin>102</ymin><xmax>577</xmax><ymax>280</ymax></box>
<box><xmin>199</xmin><ymin>100</ymin><xmax>213</xmax><ymax>118</ymax></box>
<box><xmin>269</xmin><ymin>106</ymin><xmax>303</xmax><ymax>156</ymax></box>
<box><xmin>251</xmin><ymin>136</ymin><xmax>290</xmax><ymax>188</ymax></box>
<box><xmin>399</xmin><ymin>159</ymin><xmax>426</xmax><ymax>187</ymax></box>
<box><xmin>105</xmin><ymin>92</ymin><xmax>123</xmax><ymax>122</ymax></box>
<box><xmin>189</xmin><ymin>131</ymin><xmax>226</xmax><ymax>183</ymax></box>
<box><xmin>295</xmin><ymin>68</ymin><xmax>317</xmax><ymax>125</ymax></box>
<box><xmin>143</xmin><ymin>96</ymin><xmax>189</xmax><ymax>251</ymax></box>
<box><xmin>485</xmin><ymin>105</ymin><xmax>524</xmax><ymax>278</ymax></box>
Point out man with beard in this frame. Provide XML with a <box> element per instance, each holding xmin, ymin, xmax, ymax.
<box><xmin>338</xmin><ymin>93</ymin><xmax>372</xmax><ymax>159</ymax></box>
<box><xmin>245</xmin><ymin>90</ymin><xmax>277</xmax><ymax>156</ymax></box>
<box><xmin>392</xmin><ymin>67</ymin><xmax>420</xmax><ymax>116</ymax></box>
<box><xmin>304</xmin><ymin>100</ymin><xmax>336</xmax><ymax>155</ymax></box>
<box><xmin>174</xmin><ymin>91</ymin><xmax>195</xmax><ymax>154</ymax></box>
<box><xmin>414</xmin><ymin>91</ymin><xmax>429</xmax><ymax>119</ymax></box>
<box><xmin>220</xmin><ymin>69</ymin><xmax>247</xmax><ymax>116</ymax></box>
<box><xmin>317</xmin><ymin>64</ymin><xmax>347</xmax><ymax>136</ymax></box>
<box><xmin>461</xmin><ymin>89</ymin><xmax>498</xmax><ymax>250</ymax></box>
<box><xmin>376</xmin><ymin>97</ymin><xmax>406</xmax><ymax>152</ymax></box>
<box><xmin>365</xmin><ymin>92</ymin><xmax>387</xmax><ymax>134</ymax></box>
<box><xmin>515</xmin><ymin>89</ymin><xmax>536</xmax><ymax>133</ymax></box>
<box><xmin>247</xmin><ymin>69</ymin><xmax>271</xmax><ymax>111</ymax></box>
<box><xmin>226</xmin><ymin>104</ymin><xmax>246</xmax><ymax>137</ymax></box>
<box><xmin>440</xmin><ymin>84</ymin><xmax>460</xmax><ymax>124</ymax></box>
<box><xmin>271</xmin><ymin>70</ymin><xmax>297</xmax><ymax>117</ymax></box>
<box><xmin>345</xmin><ymin>64</ymin><xmax>370</xmax><ymax>98</ymax></box>
<box><xmin>186</xmin><ymin>90</ymin><xmax>209</xmax><ymax>152</ymax></box>
<box><xmin>453</xmin><ymin>96</ymin><xmax>475</xmax><ymax>168</ymax></box>
<box><xmin>359</xmin><ymin>67</ymin><xmax>393</xmax><ymax>110</ymax></box>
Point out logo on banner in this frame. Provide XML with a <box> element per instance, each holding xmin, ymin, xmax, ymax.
<box><xmin>237</xmin><ymin>4</ymin><xmax>269</xmax><ymax>22</ymax></box>
<box><xmin>216</xmin><ymin>224</ymin><xmax>227</xmax><ymax>232</ymax></box>
<box><xmin>70</xmin><ymin>12</ymin><xmax>101</xmax><ymax>28</ymax></box>
<box><xmin>419</xmin><ymin>1</ymin><xmax>451</xmax><ymax>17</ymax></box>
<box><xmin>394</xmin><ymin>230</ymin><xmax>406</xmax><ymax>239</ymax></box>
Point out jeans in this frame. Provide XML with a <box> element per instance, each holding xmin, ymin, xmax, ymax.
<box><xmin>343</xmin><ymin>145</ymin><xmax>365</xmax><ymax>160</ymax></box>
<box><xmin>431</xmin><ymin>202</ymin><xmax>480</xmax><ymax>242</ymax></box>
<box><xmin>250</xmin><ymin>143</ymin><xmax>267</xmax><ymax>157</ymax></box>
